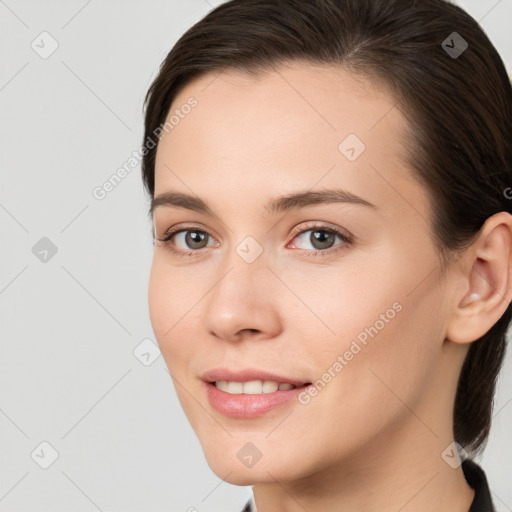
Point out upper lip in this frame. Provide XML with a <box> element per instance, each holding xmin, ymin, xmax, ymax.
<box><xmin>201</xmin><ymin>368</ymin><xmax>311</xmax><ymax>387</ymax></box>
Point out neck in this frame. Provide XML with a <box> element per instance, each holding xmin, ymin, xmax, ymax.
<box><xmin>251</xmin><ymin>418</ymin><xmax>475</xmax><ymax>512</ymax></box>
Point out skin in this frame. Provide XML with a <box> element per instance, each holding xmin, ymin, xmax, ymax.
<box><xmin>148</xmin><ymin>62</ymin><xmax>512</xmax><ymax>512</ymax></box>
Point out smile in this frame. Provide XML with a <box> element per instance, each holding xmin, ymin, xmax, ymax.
<box><xmin>214</xmin><ymin>380</ymin><xmax>304</xmax><ymax>394</ymax></box>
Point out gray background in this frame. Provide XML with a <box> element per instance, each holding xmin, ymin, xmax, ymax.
<box><xmin>1</xmin><ymin>1</ymin><xmax>511</xmax><ymax>511</ymax></box>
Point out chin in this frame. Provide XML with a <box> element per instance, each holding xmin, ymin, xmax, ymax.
<box><xmin>215</xmin><ymin>468</ymin><xmax>266</xmax><ymax>486</ymax></box>
<box><xmin>201</xmin><ymin>442</ymin><xmax>312</xmax><ymax>486</ymax></box>
<box><xmin>205</xmin><ymin>458</ymin><xmax>284</xmax><ymax>486</ymax></box>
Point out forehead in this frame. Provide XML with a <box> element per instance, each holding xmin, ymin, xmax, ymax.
<box><xmin>153</xmin><ymin>62</ymin><xmax>427</xmax><ymax>222</ymax></box>
<box><xmin>159</xmin><ymin>63</ymin><xmax>405</xmax><ymax>157</ymax></box>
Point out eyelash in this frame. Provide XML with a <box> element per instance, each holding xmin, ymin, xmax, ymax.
<box><xmin>156</xmin><ymin>222</ymin><xmax>353</xmax><ymax>259</ymax></box>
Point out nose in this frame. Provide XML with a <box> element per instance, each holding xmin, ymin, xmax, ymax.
<box><xmin>204</xmin><ymin>248</ymin><xmax>282</xmax><ymax>343</ymax></box>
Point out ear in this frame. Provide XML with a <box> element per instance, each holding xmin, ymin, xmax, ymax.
<box><xmin>446</xmin><ymin>211</ymin><xmax>512</xmax><ymax>344</ymax></box>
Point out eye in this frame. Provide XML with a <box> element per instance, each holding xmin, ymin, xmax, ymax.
<box><xmin>288</xmin><ymin>222</ymin><xmax>353</xmax><ymax>257</ymax></box>
<box><xmin>156</xmin><ymin>224</ymin><xmax>217</xmax><ymax>257</ymax></box>
<box><xmin>156</xmin><ymin>222</ymin><xmax>353</xmax><ymax>258</ymax></box>
<box><xmin>172</xmin><ymin>230</ymin><xmax>212</xmax><ymax>250</ymax></box>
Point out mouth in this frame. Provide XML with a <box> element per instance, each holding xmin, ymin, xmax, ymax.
<box><xmin>210</xmin><ymin>380</ymin><xmax>312</xmax><ymax>394</ymax></box>
<box><xmin>201</xmin><ymin>368</ymin><xmax>312</xmax><ymax>393</ymax></box>
<box><xmin>201</xmin><ymin>369</ymin><xmax>313</xmax><ymax>418</ymax></box>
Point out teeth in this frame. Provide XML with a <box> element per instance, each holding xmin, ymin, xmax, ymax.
<box><xmin>243</xmin><ymin>380</ymin><xmax>264</xmax><ymax>394</ymax></box>
<box><xmin>227</xmin><ymin>381</ymin><xmax>244</xmax><ymax>394</ymax></box>
<box><xmin>214</xmin><ymin>380</ymin><xmax>298</xmax><ymax>394</ymax></box>
<box><xmin>263</xmin><ymin>381</ymin><xmax>279</xmax><ymax>393</ymax></box>
<box><xmin>215</xmin><ymin>380</ymin><xmax>229</xmax><ymax>392</ymax></box>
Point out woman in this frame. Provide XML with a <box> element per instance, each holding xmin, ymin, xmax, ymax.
<box><xmin>141</xmin><ymin>0</ymin><xmax>512</xmax><ymax>510</ymax></box>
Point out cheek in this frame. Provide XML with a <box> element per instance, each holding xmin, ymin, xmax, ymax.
<box><xmin>316</xmin><ymin>287</ymin><xmax>442</xmax><ymax>437</ymax></box>
<box><xmin>148</xmin><ymin>254</ymin><xmax>194</xmax><ymax>338</ymax></box>
<box><xmin>297</xmin><ymin>259</ymin><xmax>442</xmax><ymax>410</ymax></box>
<box><xmin>283</xmin><ymin>259</ymin><xmax>401</xmax><ymax>358</ymax></box>
<box><xmin>147</xmin><ymin>254</ymin><xmax>216</xmax><ymax>389</ymax></box>
<box><xmin>147</xmin><ymin>256</ymin><xmax>169</xmax><ymax>340</ymax></box>
<box><xmin>147</xmin><ymin>256</ymin><xmax>194</xmax><ymax>365</ymax></box>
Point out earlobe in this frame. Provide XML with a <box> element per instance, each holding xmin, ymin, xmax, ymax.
<box><xmin>446</xmin><ymin>212</ymin><xmax>512</xmax><ymax>344</ymax></box>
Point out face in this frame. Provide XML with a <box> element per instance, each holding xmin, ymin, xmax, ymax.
<box><xmin>148</xmin><ymin>63</ymin><xmax>455</xmax><ymax>485</ymax></box>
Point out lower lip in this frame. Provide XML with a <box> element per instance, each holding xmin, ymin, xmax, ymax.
<box><xmin>204</xmin><ymin>381</ymin><xmax>310</xmax><ymax>418</ymax></box>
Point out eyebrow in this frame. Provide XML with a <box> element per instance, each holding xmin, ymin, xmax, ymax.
<box><xmin>150</xmin><ymin>188</ymin><xmax>377</xmax><ymax>217</ymax></box>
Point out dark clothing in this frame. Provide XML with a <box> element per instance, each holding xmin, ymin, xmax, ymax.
<box><xmin>240</xmin><ymin>458</ymin><xmax>495</xmax><ymax>511</ymax></box>
<box><xmin>463</xmin><ymin>458</ymin><xmax>495</xmax><ymax>512</ymax></box>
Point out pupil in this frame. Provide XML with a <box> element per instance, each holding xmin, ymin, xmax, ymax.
<box><xmin>187</xmin><ymin>231</ymin><xmax>207</xmax><ymax>248</ymax></box>
<box><xmin>312</xmin><ymin>230</ymin><xmax>334</xmax><ymax>249</ymax></box>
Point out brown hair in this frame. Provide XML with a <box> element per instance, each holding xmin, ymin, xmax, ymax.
<box><xmin>141</xmin><ymin>0</ymin><xmax>512</xmax><ymax>454</ymax></box>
